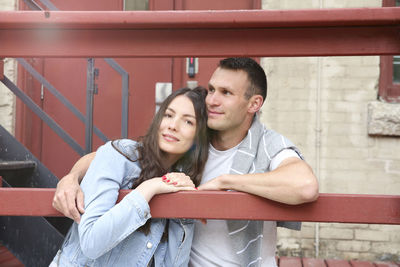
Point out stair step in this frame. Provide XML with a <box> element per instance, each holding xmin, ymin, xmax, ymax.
<box><xmin>0</xmin><ymin>160</ymin><xmax>36</xmax><ymax>171</ymax></box>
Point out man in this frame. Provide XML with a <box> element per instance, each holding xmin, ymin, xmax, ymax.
<box><xmin>53</xmin><ymin>57</ymin><xmax>318</xmax><ymax>267</ymax></box>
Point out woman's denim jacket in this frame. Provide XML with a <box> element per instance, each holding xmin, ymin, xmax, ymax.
<box><xmin>51</xmin><ymin>140</ymin><xmax>194</xmax><ymax>267</ymax></box>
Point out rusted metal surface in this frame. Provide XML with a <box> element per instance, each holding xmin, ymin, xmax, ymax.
<box><xmin>279</xmin><ymin>256</ymin><xmax>303</xmax><ymax>267</ymax></box>
<box><xmin>0</xmin><ymin>8</ymin><xmax>399</xmax><ymax>57</ymax></box>
<box><xmin>326</xmin><ymin>259</ymin><xmax>352</xmax><ymax>267</ymax></box>
<box><xmin>0</xmin><ymin>186</ymin><xmax>399</xmax><ymax>224</ymax></box>
<box><xmin>0</xmin><ymin>245</ymin><xmax>23</xmax><ymax>267</ymax></box>
<box><xmin>350</xmin><ymin>260</ymin><xmax>377</xmax><ymax>267</ymax></box>
<box><xmin>303</xmin><ymin>258</ymin><xmax>327</xmax><ymax>267</ymax></box>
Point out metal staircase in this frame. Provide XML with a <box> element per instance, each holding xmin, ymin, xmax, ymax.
<box><xmin>0</xmin><ymin>124</ymin><xmax>72</xmax><ymax>266</ymax></box>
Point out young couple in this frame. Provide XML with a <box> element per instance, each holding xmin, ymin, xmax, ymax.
<box><xmin>51</xmin><ymin>57</ymin><xmax>319</xmax><ymax>267</ymax></box>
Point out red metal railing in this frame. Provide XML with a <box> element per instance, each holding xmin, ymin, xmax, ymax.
<box><xmin>0</xmin><ymin>180</ymin><xmax>399</xmax><ymax>224</ymax></box>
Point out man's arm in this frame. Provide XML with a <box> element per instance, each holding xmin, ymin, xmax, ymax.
<box><xmin>52</xmin><ymin>152</ymin><xmax>96</xmax><ymax>223</ymax></box>
<box><xmin>197</xmin><ymin>157</ymin><xmax>319</xmax><ymax>205</ymax></box>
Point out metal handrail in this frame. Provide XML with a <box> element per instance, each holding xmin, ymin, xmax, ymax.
<box><xmin>16</xmin><ymin>58</ymin><xmax>109</xmax><ymax>143</ymax></box>
<box><xmin>1</xmin><ymin>75</ymin><xmax>85</xmax><ymax>155</ymax></box>
<box><xmin>9</xmin><ymin>0</ymin><xmax>131</xmax><ymax>154</ymax></box>
<box><xmin>104</xmin><ymin>58</ymin><xmax>130</xmax><ymax>139</ymax></box>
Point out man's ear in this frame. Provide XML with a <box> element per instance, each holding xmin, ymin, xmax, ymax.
<box><xmin>248</xmin><ymin>95</ymin><xmax>263</xmax><ymax>113</ymax></box>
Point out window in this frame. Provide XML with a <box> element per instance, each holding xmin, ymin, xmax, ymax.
<box><xmin>394</xmin><ymin>56</ymin><xmax>400</xmax><ymax>83</ymax></box>
<box><xmin>124</xmin><ymin>0</ymin><xmax>148</xmax><ymax>10</ymax></box>
<box><xmin>379</xmin><ymin>0</ymin><xmax>400</xmax><ymax>102</ymax></box>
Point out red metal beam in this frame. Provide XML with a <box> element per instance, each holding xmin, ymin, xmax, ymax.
<box><xmin>0</xmin><ymin>187</ymin><xmax>399</xmax><ymax>224</ymax></box>
<box><xmin>0</xmin><ymin>8</ymin><xmax>399</xmax><ymax>29</ymax></box>
<box><xmin>0</xmin><ymin>8</ymin><xmax>399</xmax><ymax>58</ymax></box>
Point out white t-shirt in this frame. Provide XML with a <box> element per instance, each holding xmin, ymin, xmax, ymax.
<box><xmin>189</xmin><ymin>144</ymin><xmax>299</xmax><ymax>267</ymax></box>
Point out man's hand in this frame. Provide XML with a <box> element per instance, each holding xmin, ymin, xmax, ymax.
<box><xmin>197</xmin><ymin>175</ymin><xmax>226</xmax><ymax>191</ymax></box>
<box><xmin>52</xmin><ymin>152</ymin><xmax>95</xmax><ymax>223</ymax></box>
<box><xmin>199</xmin><ymin>158</ymin><xmax>319</xmax><ymax>205</ymax></box>
<box><xmin>52</xmin><ymin>172</ymin><xmax>85</xmax><ymax>223</ymax></box>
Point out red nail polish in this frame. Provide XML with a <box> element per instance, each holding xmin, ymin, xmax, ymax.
<box><xmin>162</xmin><ymin>175</ymin><xmax>167</xmax><ymax>180</ymax></box>
<box><xmin>167</xmin><ymin>180</ymin><xmax>170</xmax><ymax>182</ymax></box>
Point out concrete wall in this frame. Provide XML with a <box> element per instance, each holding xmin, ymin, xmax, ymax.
<box><xmin>261</xmin><ymin>0</ymin><xmax>400</xmax><ymax>262</ymax></box>
<box><xmin>0</xmin><ymin>0</ymin><xmax>17</xmax><ymax>134</ymax></box>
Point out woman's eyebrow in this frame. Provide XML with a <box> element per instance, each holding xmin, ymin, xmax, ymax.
<box><xmin>166</xmin><ymin>107</ymin><xmax>176</xmax><ymax>113</ymax></box>
<box><xmin>167</xmin><ymin>107</ymin><xmax>195</xmax><ymax>118</ymax></box>
<box><xmin>183</xmin><ymin>114</ymin><xmax>196</xmax><ymax>119</ymax></box>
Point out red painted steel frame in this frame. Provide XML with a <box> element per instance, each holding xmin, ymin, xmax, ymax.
<box><xmin>0</xmin><ymin>8</ymin><xmax>399</xmax><ymax>58</ymax></box>
<box><xmin>0</xmin><ymin>187</ymin><xmax>399</xmax><ymax>224</ymax></box>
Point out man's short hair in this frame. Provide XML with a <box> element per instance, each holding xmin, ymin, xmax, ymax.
<box><xmin>218</xmin><ymin>57</ymin><xmax>267</xmax><ymax>101</ymax></box>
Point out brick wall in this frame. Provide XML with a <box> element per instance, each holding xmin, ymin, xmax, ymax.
<box><xmin>0</xmin><ymin>0</ymin><xmax>17</xmax><ymax>134</ymax></box>
<box><xmin>261</xmin><ymin>0</ymin><xmax>400</xmax><ymax>262</ymax></box>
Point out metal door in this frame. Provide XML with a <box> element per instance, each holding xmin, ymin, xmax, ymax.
<box><xmin>16</xmin><ymin>0</ymin><xmax>174</xmax><ymax>177</ymax></box>
<box><xmin>16</xmin><ymin>0</ymin><xmax>259</xmax><ymax>178</ymax></box>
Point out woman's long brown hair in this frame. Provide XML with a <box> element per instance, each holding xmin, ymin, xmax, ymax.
<box><xmin>113</xmin><ymin>87</ymin><xmax>209</xmax><ymax>235</ymax></box>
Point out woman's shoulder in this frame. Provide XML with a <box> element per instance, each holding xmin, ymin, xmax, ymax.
<box><xmin>93</xmin><ymin>139</ymin><xmax>141</xmax><ymax>186</ymax></box>
<box><xmin>110</xmin><ymin>139</ymin><xmax>140</xmax><ymax>162</ymax></box>
<box><xmin>111</xmin><ymin>138</ymin><xmax>138</xmax><ymax>149</ymax></box>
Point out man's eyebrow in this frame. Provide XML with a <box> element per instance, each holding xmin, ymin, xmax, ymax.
<box><xmin>208</xmin><ymin>83</ymin><xmax>233</xmax><ymax>92</ymax></box>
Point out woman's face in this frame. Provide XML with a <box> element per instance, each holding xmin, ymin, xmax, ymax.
<box><xmin>158</xmin><ymin>95</ymin><xmax>197</xmax><ymax>161</ymax></box>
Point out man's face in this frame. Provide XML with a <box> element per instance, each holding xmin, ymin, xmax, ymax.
<box><xmin>206</xmin><ymin>67</ymin><xmax>251</xmax><ymax>132</ymax></box>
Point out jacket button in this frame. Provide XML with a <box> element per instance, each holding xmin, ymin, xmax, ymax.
<box><xmin>147</xmin><ymin>242</ymin><xmax>153</xmax><ymax>249</ymax></box>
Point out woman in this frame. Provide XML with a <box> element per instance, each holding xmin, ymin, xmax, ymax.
<box><xmin>50</xmin><ymin>87</ymin><xmax>209</xmax><ymax>267</ymax></box>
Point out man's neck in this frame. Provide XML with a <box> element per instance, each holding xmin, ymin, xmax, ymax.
<box><xmin>211</xmin><ymin>132</ymin><xmax>244</xmax><ymax>151</ymax></box>
<box><xmin>211</xmin><ymin>116</ymin><xmax>254</xmax><ymax>151</ymax></box>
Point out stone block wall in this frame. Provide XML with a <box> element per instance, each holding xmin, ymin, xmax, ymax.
<box><xmin>261</xmin><ymin>0</ymin><xmax>400</xmax><ymax>262</ymax></box>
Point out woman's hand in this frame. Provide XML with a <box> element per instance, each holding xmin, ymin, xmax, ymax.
<box><xmin>162</xmin><ymin>172</ymin><xmax>196</xmax><ymax>188</ymax></box>
<box><xmin>136</xmin><ymin>175</ymin><xmax>195</xmax><ymax>202</ymax></box>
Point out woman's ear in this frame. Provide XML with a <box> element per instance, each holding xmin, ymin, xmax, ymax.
<box><xmin>248</xmin><ymin>95</ymin><xmax>264</xmax><ymax>114</ymax></box>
